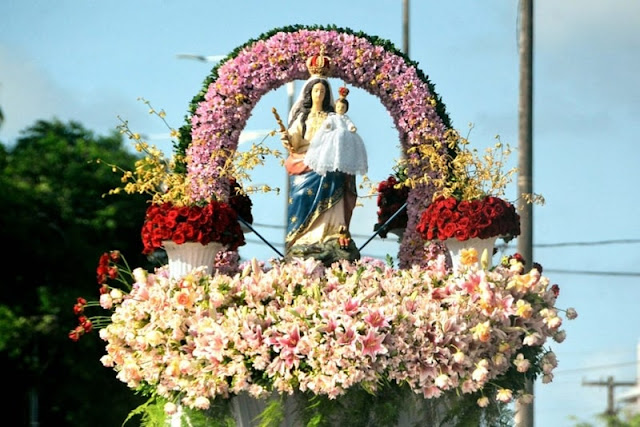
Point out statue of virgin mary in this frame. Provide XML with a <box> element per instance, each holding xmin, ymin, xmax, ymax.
<box><xmin>279</xmin><ymin>49</ymin><xmax>360</xmax><ymax>265</ymax></box>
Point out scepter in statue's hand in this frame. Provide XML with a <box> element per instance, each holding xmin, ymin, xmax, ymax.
<box><xmin>272</xmin><ymin>107</ymin><xmax>286</xmax><ymax>132</ymax></box>
<box><xmin>272</xmin><ymin>107</ymin><xmax>291</xmax><ymax>151</ymax></box>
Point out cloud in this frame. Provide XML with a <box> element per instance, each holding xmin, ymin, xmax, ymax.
<box><xmin>536</xmin><ymin>0</ymin><xmax>640</xmax><ymax>50</ymax></box>
<box><xmin>0</xmin><ymin>44</ymin><xmax>157</xmax><ymax>145</ymax></box>
<box><xmin>524</xmin><ymin>1</ymin><xmax>640</xmax><ymax>146</ymax></box>
<box><xmin>0</xmin><ymin>44</ymin><xmax>68</xmax><ymax>142</ymax></box>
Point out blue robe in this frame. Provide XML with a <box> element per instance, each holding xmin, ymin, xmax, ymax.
<box><xmin>286</xmin><ymin>170</ymin><xmax>356</xmax><ymax>248</ymax></box>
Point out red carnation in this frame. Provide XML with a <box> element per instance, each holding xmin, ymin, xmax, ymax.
<box><xmin>416</xmin><ymin>196</ymin><xmax>520</xmax><ymax>242</ymax></box>
<box><xmin>68</xmin><ymin>326</ymin><xmax>84</xmax><ymax>342</ymax></box>
<box><xmin>73</xmin><ymin>298</ymin><xmax>86</xmax><ymax>315</ymax></box>
<box><xmin>109</xmin><ymin>250</ymin><xmax>121</xmax><ymax>262</ymax></box>
<box><xmin>172</xmin><ymin>228</ymin><xmax>187</xmax><ymax>245</ymax></box>
<box><xmin>141</xmin><ymin>201</ymin><xmax>245</xmax><ymax>254</ymax></box>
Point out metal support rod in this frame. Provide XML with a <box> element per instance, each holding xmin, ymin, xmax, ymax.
<box><xmin>358</xmin><ymin>202</ymin><xmax>408</xmax><ymax>252</ymax></box>
<box><xmin>238</xmin><ymin>216</ymin><xmax>284</xmax><ymax>258</ymax></box>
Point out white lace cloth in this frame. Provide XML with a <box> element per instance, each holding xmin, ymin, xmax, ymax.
<box><xmin>304</xmin><ymin>113</ymin><xmax>368</xmax><ymax>176</ymax></box>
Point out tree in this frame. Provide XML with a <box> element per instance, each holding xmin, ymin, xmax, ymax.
<box><xmin>572</xmin><ymin>410</ymin><xmax>640</xmax><ymax>427</ymax></box>
<box><xmin>0</xmin><ymin>119</ymin><xmax>152</xmax><ymax>426</ymax></box>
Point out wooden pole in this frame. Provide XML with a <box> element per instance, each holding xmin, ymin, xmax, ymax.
<box><xmin>515</xmin><ymin>0</ymin><xmax>534</xmax><ymax>425</ymax></box>
<box><xmin>583</xmin><ymin>376</ymin><xmax>636</xmax><ymax>422</ymax></box>
<box><xmin>403</xmin><ymin>0</ymin><xmax>410</xmax><ymax>57</ymax></box>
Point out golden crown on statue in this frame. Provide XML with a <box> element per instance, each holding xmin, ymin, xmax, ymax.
<box><xmin>306</xmin><ymin>45</ymin><xmax>332</xmax><ymax>77</ymax></box>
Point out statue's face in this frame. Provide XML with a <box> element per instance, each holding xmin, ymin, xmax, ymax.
<box><xmin>311</xmin><ymin>82</ymin><xmax>326</xmax><ymax>105</ymax></box>
<box><xmin>335</xmin><ymin>101</ymin><xmax>347</xmax><ymax>115</ymax></box>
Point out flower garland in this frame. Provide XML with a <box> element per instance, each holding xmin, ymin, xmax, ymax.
<box><xmin>140</xmin><ymin>201</ymin><xmax>245</xmax><ymax>254</ymax></box>
<box><xmin>181</xmin><ymin>25</ymin><xmax>453</xmax><ymax>268</ymax></box>
<box><xmin>91</xmin><ymin>253</ymin><xmax>575</xmax><ymax>425</ymax></box>
<box><xmin>417</xmin><ymin>195</ymin><xmax>521</xmax><ymax>242</ymax></box>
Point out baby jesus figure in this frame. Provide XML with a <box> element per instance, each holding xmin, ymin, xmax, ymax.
<box><xmin>303</xmin><ymin>86</ymin><xmax>368</xmax><ymax>177</ymax></box>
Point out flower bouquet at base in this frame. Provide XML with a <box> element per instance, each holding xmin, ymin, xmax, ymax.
<box><xmin>409</xmin><ymin>127</ymin><xmax>543</xmax><ymax>246</ymax></box>
<box><xmin>72</xmin><ymin>253</ymin><xmax>576</xmax><ymax>426</ymax></box>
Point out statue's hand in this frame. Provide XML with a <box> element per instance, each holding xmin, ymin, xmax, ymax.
<box><xmin>280</xmin><ymin>131</ymin><xmax>291</xmax><ymax>151</ymax></box>
<box><xmin>349</xmin><ymin>125</ymin><xmax>357</xmax><ymax>133</ymax></box>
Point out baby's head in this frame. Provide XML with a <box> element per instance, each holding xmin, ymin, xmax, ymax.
<box><xmin>336</xmin><ymin>85</ymin><xmax>350</xmax><ymax>115</ymax></box>
<box><xmin>335</xmin><ymin>98</ymin><xmax>349</xmax><ymax>115</ymax></box>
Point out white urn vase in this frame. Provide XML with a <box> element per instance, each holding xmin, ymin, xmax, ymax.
<box><xmin>444</xmin><ymin>236</ymin><xmax>498</xmax><ymax>271</ymax></box>
<box><xmin>162</xmin><ymin>240</ymin><xmax>224</xmax><ymax>279</ymax></box>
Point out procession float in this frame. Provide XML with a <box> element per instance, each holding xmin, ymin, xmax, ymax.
<box><xmin>70</xmin><ymin>25</ymin><xmax>576</xmax><ymax>427</ymax></box>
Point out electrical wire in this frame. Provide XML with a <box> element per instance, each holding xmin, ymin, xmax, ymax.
<box><xmin>534</xmin><ymin>239</ymin><xmax>640</xmax><ymax>248</ymax></box>
<box><xmin>243</xmin><ymin>227</ymin><xmax>640</xmax><ymax>276</ymax></box>
<box><xmin>250</xmin><ymin>222</ymin><xmax>640</xmax><ymax>248</ymax></box>
<box><xmin>544</xmin><ymin>269</ymin><xmax>640</xmax><ymax>277</ymax></box>
<box><xmin>554</xmin><ymin>360</ymin><xmax>639</xmax><ymax>375</ymax></box>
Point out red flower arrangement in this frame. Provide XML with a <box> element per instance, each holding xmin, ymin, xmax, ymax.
<box><xmin>69</xmin><ymin>250</ymin><xmax>130</xmax><ymax>341</ymax></box>
<box><xmin>416</xmin><ymin>195</ymin><xmax>520</xmax><ymax>242</ymax></box>
<box><xmin>141</xmin><ymin>201</ymin><xmax>245</xmax><ymax>254</ymax></box>
<box><xmin>374</xmin><ymin>174</ymin><xmax>409</xmax><ymax>238</ymax></box>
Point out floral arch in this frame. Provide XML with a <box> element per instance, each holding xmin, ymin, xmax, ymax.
<box><xmin>180</xmin><ymin>25</ymin><xmax>453</xmax><ymax>267</ymax></box>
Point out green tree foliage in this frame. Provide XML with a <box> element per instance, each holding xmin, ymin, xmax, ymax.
<box><xmin>572</xmin><ymin>410</ymin><xmax>640</xmax><ymax>427</ymax></box>
<box><xmin>0</xmin><ymin>119</ymin><xmax>152</xmax><ymax>426</ymax></box>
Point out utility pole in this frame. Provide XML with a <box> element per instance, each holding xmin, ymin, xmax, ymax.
<box><xmin>0</xmin><ymin>83</ymin><xmax>4</xmax><ymax>128</ymax></box>
<box><xmin>401</xmin><ymin>0</ymin><xmax>410</xmax><ymax>157</ymax></box>
<box><xmin>402</xmin><ymin>0</ymin><xmax>410</xmax><ymax>57</ymax></box>
<box><xmin>514</xmin><ymin>0</ymin><xmax>534</xmax><ymax>426</ymax></box>
<box><xmin>583</xmin><ymin>377</ymin><xmax>636</xmax><ymax>418</ymax></box>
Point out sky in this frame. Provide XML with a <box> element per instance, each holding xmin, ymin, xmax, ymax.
<box><xmin>2</xmin><ymin>1</ymin><xmax>639</xmax><ymax>425</ymax></box>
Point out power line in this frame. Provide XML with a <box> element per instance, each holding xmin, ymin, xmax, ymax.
<box><xmin>250</xmin><ymin>222</ymin><xmax>397</xmax><ymax>241</ymax></box>
<box><xmin>251</xmin><ymin>223</ymin><xmax>640</xmax><ymax>248</ymax></box>
<box><xmin>555</xmin><ymin>361</ymin><xmax>639</xmax><ymax>375</ymax></box>
<box><xmin>243</xmin><ymin>237</ymin><xmax>396</xmax><ymax>260</ymax></box>
<box><xmin>241</xmin><ymin>246</ymin><xmax>640</xmax><ymax>277</ymax></box>
<box><xmin>544</xmin><ymin>269</ymin><xmax>640</xmax><ymax>277</ymax></box>
<box><xmin>535</xmin><ymin>239</ymin><xmax>640</xmax><ymax>248</ymax></box>
<box><xmin>251</xmin><ymin>222</ymin><xmax>283</xmax><ymax>230</ymax></box>
<box><xmin>582</xmin><ymin>376</ymin><xmax>636</xmax><ymax>416</ymax></box>
<box><xmin>244</xmin><ymin>227</ymin><xmax>640</xmax><ymax>275</ymax></box>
